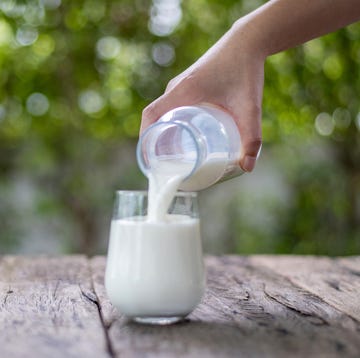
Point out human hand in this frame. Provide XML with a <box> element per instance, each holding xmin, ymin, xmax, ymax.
<box><xmin>141</xmin><ymin>20</ymin><xmax>265</xmax><ymax>172</ymax></box>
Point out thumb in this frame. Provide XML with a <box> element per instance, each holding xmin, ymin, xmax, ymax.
<box><xmin>232</xmin><ymin>103</ymin><xmax>262</xmax><ymax>172</ymax></box>
<box><xmin>240</xmin><ymin>139</ymin><xmax>262</xmax><ymax>172</ymax></box>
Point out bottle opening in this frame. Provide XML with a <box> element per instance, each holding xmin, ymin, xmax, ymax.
<box><xmin>137</xmin><ymin>121</ymin><xmax>202</xmax><ymax>180</ymax></box>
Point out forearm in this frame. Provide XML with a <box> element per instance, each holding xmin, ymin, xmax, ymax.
<box><xmin>235</xmin><ymin>0</ymin><xmax>360</xmax><ymax>58</ymax></box>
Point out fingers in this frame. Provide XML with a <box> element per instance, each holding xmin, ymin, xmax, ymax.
<box><xmin>140</xmin><ymin>94</ymin><xmax>173</xmax><ymax>134</ymax></box>
<box><xmin>140</xmin><ymin>76</ymin><xmax>203</xmax><ymax>134</ymax></box>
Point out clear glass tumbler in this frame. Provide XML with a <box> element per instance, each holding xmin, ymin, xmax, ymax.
<box><xmin>105</xmin><ymin>190</ymin><xmax>205</xmax><ymax>325</ymax></box>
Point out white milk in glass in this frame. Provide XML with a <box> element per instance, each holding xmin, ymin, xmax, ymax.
<box><xmin>105</xmin><ymin>215</ymin><xmax>204</xmax><ymax>319</ymax></box>
<box><xmin>105</xmin><ymin>162</ymin><xmax>206</xmax><ymax>323</ymax></box>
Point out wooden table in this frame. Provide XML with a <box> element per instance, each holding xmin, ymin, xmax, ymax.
<box><xmin>0</xmin><ymin>255</ymin><xmax>359</xmax><ymax>357</ymax></box>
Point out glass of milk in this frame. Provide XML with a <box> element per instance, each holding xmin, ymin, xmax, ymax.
<box><xmin>105</xmin><ymin>190</ymin><xmax>205</xmax><ymax>325</ymax></box>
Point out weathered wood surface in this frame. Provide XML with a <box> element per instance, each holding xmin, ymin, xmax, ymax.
<box><xmin>0</xmin><ymin>256</ymin><xmax>109</xmax><ymax>358</ymax></box>
<box><xmin>1</xmin><ymin>255</ymin><xmax>360</xmax><ymax>358</ymax></box>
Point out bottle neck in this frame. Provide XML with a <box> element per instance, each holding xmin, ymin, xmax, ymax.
<box><xmin>137</xmin><ymin>120</ymin><xmax>206</xmax><ymax>181</ymax></box>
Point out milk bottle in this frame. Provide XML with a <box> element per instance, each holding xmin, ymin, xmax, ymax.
<box><xmin>137</xmin><ymin>104</ymin><xmax>244</xmax><ymax>191</ymax></box>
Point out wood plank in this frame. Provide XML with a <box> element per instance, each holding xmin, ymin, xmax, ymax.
<box><xmin>337</xmin><ymin>256</ymin><xmax>360</xmax><ymax>275</ymax></box>
<box><xmin>92</xmin><ymin>255</ymin><xmax>360</xmax><ymax>358</ymax></box>
<box><xmin>0</xmin><ymin>256</ymin><xmax>109</xmax><ymax>358</ymax></box>
<box><xmin>250</xmin><ymin>255</ymin><xmax>360</xmax><ymax>322</ymax></box>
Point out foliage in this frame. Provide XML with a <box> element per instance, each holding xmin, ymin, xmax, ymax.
<box><xmin>0</xmin><ymin>0</ymin><xmax>359</xmax><ymax>255</ymax></box>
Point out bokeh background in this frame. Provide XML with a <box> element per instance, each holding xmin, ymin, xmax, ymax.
<box><xmin>0</xmin><ymin>0</ymin><xmax>359</xmax><ymax>255</ymax></box>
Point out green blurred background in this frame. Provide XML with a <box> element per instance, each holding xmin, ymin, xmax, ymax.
<box><xmin>0</xmin><ymin>0</ymin><xmax>359</xmax><ymax>256</ymax></box>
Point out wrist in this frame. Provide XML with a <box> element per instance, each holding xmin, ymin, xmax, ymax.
<box><xmin>230</xmin><ymin>17</ymin><xmax>269</xmax><ymax>63</ymax></box>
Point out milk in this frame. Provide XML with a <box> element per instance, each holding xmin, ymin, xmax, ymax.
<box><xmin>147</xmin><ymin>155</ymin><xmax>229</xmax><ymax>221</ymax></box>
<box><xmin>105</xmin><ymin>215</ymin><xmax>204</xmax><ymax>318</ymax></box>
<box><xmin>106</xmin><ymin>105</ymin><xmax>244</xmax><ymax>320</ymax></box>
<box><xmin>179</xmin><ymin>155</ymin><xmax>232</xmax><ymax>191</ymax></box>
<box><xmin>147</xmin><ymin>160</ymin><xmax>193</xmax><ymax>222</ymax></box>
<box><xmin>105</xmin><ymin>154</ymin><xmax>231</xmax><ymax>321</ymax></box>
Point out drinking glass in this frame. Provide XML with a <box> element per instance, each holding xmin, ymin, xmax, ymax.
<box><xmin>105</xmin><ymin>190</ymin><xmax>205</xmax><ymax>325</ymax></box>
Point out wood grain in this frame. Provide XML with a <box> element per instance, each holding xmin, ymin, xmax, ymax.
<box><xmin>1</xmin><ymin>255</ymin><xmax>359</xmax><ymax>357</ymax></box>
<box><xmin>0</xmin><ymin>256</ymin><xmax>109</xmax><ymax>358</ymax></box>
<box><xmin>91</xmin><ymin>255</ymin><xmax>360</xmax><ymax>358</ymax></box>
<box><xmin>250</xmin><ymin>255</ymin><xmax>360</xmax><ymax>322</ymax></box>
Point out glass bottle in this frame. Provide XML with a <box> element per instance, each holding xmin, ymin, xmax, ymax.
<box><xmin>137</xmin><ymin>104</ymin><xmax>244</xmax><ymax>191</ymax></box>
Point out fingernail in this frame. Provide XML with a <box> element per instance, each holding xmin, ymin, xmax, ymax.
<box><xmin>242</xmin><ymin>155</ymin><xmax>257</xmax><ymax>172</ymax></box>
